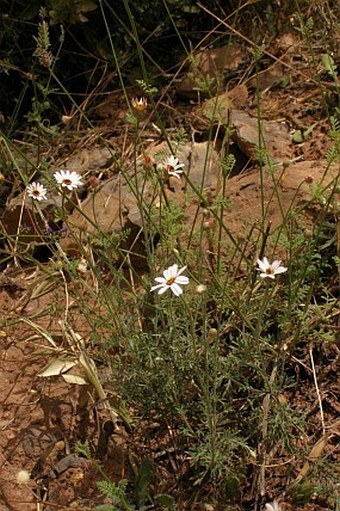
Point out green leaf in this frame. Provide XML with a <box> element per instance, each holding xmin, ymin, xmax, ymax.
<box><xmin>303</xmin><ymin>122</ymin><xmax>318</xmax><ymax>140</ymax></box>
<box><xmin>95</xmin><ymin>506</ymin><xmax>117</xmax><ymax>511</ymax></box>
<box><xmin>135</xmin><ymin>458</ymin><xmax>155</xmax><ymax>507</ymax></box>
<box><xmin>322</xmin><ymin>53</ymin><xmax>337</xmax><ymax>77</ymax></box>
<box><xmin>292</xmin><ymin>130</ymin><xmax>303</xmax><ymax>144</ymax></box>
<box><xmin>75</xmin><ymin>0</ymin><xmax>98</xmax><ymax>13</ymax></box>
<box><xmin>154</xmin><ymin>494</ymin><xmax>176</xmax><ymax>510</ymax></box>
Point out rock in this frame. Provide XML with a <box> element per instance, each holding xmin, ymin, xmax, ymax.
<box><xmin>231</xmin><ymin>109</ymin><xmax>292</xmax><ymax>164</ymax></box>
<box><xmin>61</xmin><ymin>154</ymin><xmax>337</xmax><ymax>271</ymax></box>
<box><xmin>61</xmin><ymin>144</ymin><xmax>115</xmax><ymax>172</ymax></box>
<box><xmin>60</xmin><ymin>141</ymin><xmax>221</xmax><ymax>268</ymax></box>
<box><xmin>191</xmin><ymin>85</ymin><xmax>249</xmax><ymax>131</ymax></box>
<box><xmin>191</xmin><ymin>93</ymin><xmax>291</xmax><ymax>166</ymax></box>
<box><xmin>61</xmin><ymin>176</ymin><xmax>155</xmax><ymax>270</ymax></box>
<box><xmin>1</xmin><ymin>193</ymin><xmax>61</xmax><ymax>247</ymax></box>
<box><xmin>218</xmin><ymin>160</ymin><xmax>339</xmax><ymax>238</ymax></box>
<box><xmin>183</xmin><ymin>142</ymin><xmax>220</xmax><ymax>190</ymax></box>
<box><xmin>248</xmin><ymin>32</ymin><xmax>299</xmax><ymax>92</ymax></box>
<box><xmin>149</xmin><ymin>140</ymin><xmax>221</xmax><ymax>191</ymax></box>
<box><xmin>248</xmin><ymin>61</ymin><xmax>287</xmax><ymax>92</ymax></box>
<box><xmin>168</xmin><ymin>159</ymin><xmax>339</xmax><ymax>269</ymax></box>
<box><xmin>177</xmin><ymin>44</ymin><xmax>246</xmax><ymax>98</ymax></box>
<box><xmin>1</xmin><ymin>143</ymin><xmax>115</xmax><ymax>253</ymax></box>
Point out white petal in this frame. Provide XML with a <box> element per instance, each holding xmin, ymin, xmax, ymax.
<box><xmin>158</xmin><ymin>285</ymin><xmax>169</xmax><ymax>295</ymax></box>
<box><xmin>274</xmin><ymin>266</ymin><xmax>287</xmax><ymax>274</ymax></box>
<box><xmin>171</xmin><ymin>283</ymin><xmax>183</xmax><ymax>296</ymax></box>
<box><xmin>271</xmin><ymin>260</ymin><xmax>282</xmax><ymax>270</ymax></box>
<box><xmin>261</xmin><ymin>256</ymin><xmax>270</xmax><ymax>268</ymax></box>
<box><xmin>165</xmin><ymin>264</ymin><xmax>178</xmax><ymax>279</ymax></box>
<box><xmin>169</xmin><ymin>171</ymin><xmax>181</xmax><ymax>179</ymax></box>
<box><xmin>150</xmin><ymin>283</ymin><xmax>165</xmax><ymax>292</ymax></box>
<box><xmin>260</xmin><ymin>273</ymin><xmax>275</xmax><ymax>280</ymax></box>
<box><xmin>175</xmin><ymin>276</ymin><xmax>189</xmax><ymax>285</ymax></box>
<box><xmin>167</xmin><ymin>155</ymin><xmax>175</xmax><ymax>165</ymax></box>
<box><xmin>176</xmin><ymin>265</ymin><xmax>187</xmax><ymax>276</ymax></box>
<box><xmin>154</xmin><ymin>277</ymin><xmax>166</xmax><ymax>284</ymax></box>
<box><xmin>265</xmin><ymin>501</ymin><xmax>281</xmax><ymax>511</ymax></box>
<box><xmin>257</xmin><ymin>259</ymin><xmax>267</xmax><ymax>271</ymax></box>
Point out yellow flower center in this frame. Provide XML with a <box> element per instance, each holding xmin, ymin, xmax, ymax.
<box><xmin>166</xmin><ymin>277</ymin><xmax>176</xmax><ymax>285</ymax></box>
<box><xmin>63</xmin><ymin>179</ymin><xmax>72</xmax><ymax>185</ymax></box>
<box><xmin>265</xmin><ymin>268</ymin><xmax>274</xmax><ymax>274</ymax></box>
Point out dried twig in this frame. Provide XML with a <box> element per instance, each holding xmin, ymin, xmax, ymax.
<box><xmin>309</xmin><ymin>346</ymin><xmax>326</xmax><ymax>436</ymax></box>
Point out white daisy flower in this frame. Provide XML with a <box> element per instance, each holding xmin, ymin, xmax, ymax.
<box><xmin>151</xmin><ymin>264</ymin><xmax>189</xmax><ymax>296</ymax></box>
<box><xmin>162</xmin><ymin>155</ymin><xmax>184</xmax><ymax>179</ymax></box>
<box><xmin>54</xmin><ymin>170</ymin><xmax>83</xmax><ymax>190</ymax></box>
<box><xmin>265</xmin><ymin>500</ymin><xmax>282</xmax><ymax>511</ymax></box>
<box><xmin>26</xmin><ymin>182</ymin><xmax>48</xmax><ymax>201</ymax></box>
<box><xmin>257</xmin><ymin>257</ymin><xmax>287</xmax><ymax>280</ymax></box>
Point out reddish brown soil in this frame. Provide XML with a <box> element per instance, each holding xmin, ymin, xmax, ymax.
<box><xmin>0</xmin><ymin>285</ymin><xmax>130</xmax><ymax>510</ymax></box>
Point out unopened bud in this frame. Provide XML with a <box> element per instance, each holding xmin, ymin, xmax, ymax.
<box><xmin>62</xmin><ymin>115</ymin><xmax>73</xmax><ymax>124</ymax></box>
<box><xmin>203</xmin><ymin>219</ymin><xmax>214</xmax><ymax>230</ymax></box>
<box><xmin>77</xmin><ymin>258</ymin><xmax>88</xmax><ymax>274</ymax></box>
<box><xmin>16</xmin><ymin>470</ymin><xmax>30</xmax><ymax>484</ymax></box>
<box><xmin>144</xmin><ymin>155</ymin><xmax>155</xmax><ymax>167</ymax></box>
<box><xmin>207</xmin><ymin>328</ymin><xmax>218</xmax><ymax>340</ymax></box>
<box><xmin>196</xmin><ymin>284</ymin><xmax>207</xmax><ymax>294</ymax></box>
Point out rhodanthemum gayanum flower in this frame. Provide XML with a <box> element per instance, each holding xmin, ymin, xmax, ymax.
<box><xmin>26</xmin><ymin>182</ymin><xmax>48</xmax><ymax>202</ymax></box>
<box><xmin>151</xmin><ymin>264</ymin><xmax>189</xmax><ymax>296</ymax></box>
<box><xmin>162</xmin><ymin>155</ymin><xmax>184</xmax><ymax>179</ymax></box>
<box><xmin>54</xmin><ymin>170</ymin><xmax>83</xmax><ymax>191</ymax></box>
<box><xmin>257</xmin><ymin>257</ymin><xmax>287</xmax><ymax>280</ymax></box>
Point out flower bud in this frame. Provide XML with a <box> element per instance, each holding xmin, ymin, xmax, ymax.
<box><xmin>196</xmin><ymin>284</ymin><xmax>207</xmax><ymax>294</ymax></box>
<box><xmin>16</xmin><ymin>470</ymin><xmax>30</xmax><ymax>484</ymax></box>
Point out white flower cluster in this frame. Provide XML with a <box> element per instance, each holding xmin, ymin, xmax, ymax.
<box><xmin>26</xmin><ymin>170</ymin><xmax>83</xmax><ymax>202</ymax></box>
<box><xmin>150</xmin><ymin>256</ymin><xmax>288</xmax><ymax>299</ymax></box>
<box><xmin>25</xmin><ymin>167</ymin><xmax>288</xmax><ymax>298</ymax></box>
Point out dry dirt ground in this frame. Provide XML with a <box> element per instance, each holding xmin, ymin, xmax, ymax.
<box><xmin>1</xmin><ymin>34</ymin><xmax>340</xmax><ymax>510</ymax></box>
<box><xmin>1</xmin><ymin>283</ymin><xmax>132</xmax><ymax>511</ymax></box>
